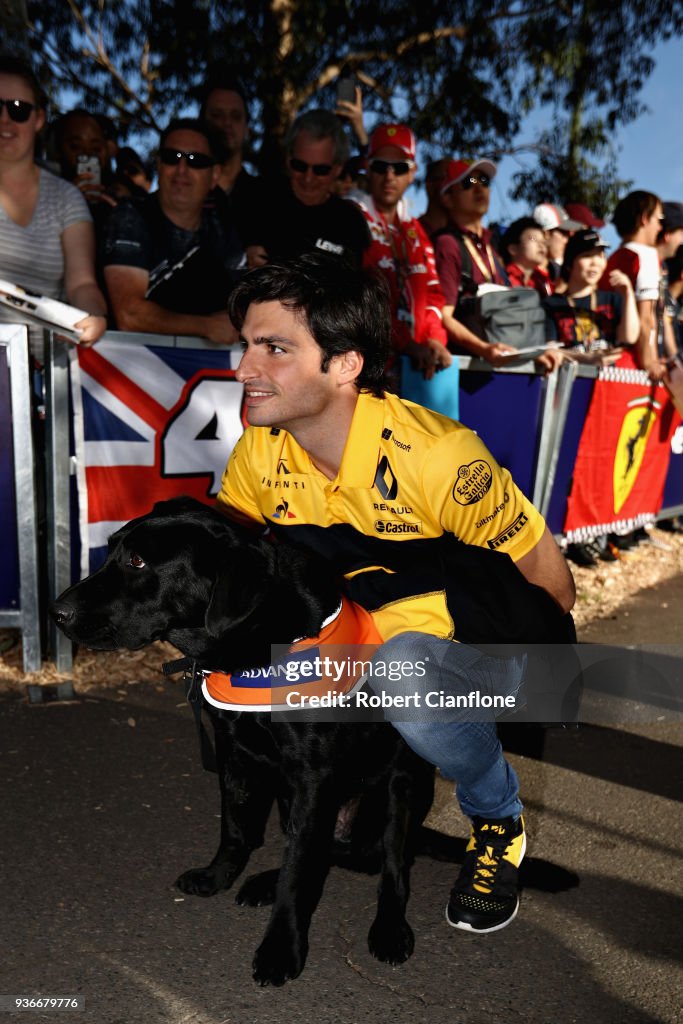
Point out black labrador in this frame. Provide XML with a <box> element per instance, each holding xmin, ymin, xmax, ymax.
<box><xmin>51</xmin><ymin>497</ymin><xmax>435</xmax><ymax>986</ymax></box>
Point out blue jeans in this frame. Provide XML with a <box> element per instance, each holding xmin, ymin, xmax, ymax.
<box><xmin>369</xmin><ymin>632</ymin><xmax>524</xmax><ymax>821</ymax></box>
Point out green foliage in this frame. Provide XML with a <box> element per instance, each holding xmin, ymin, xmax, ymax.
<box><xmin>8</xmin><ymin>0</ymin><xmax>683</xmax><ymax>203</ymax></box>
<box><xmin>510</xmin><ymin>0</ymin><xmax>683</xmax><ymax>213</ymax></box>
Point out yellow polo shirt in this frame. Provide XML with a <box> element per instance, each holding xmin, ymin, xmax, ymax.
<box><xmin>217</xmin><ymin>391</ymin><xmax>545</xmax><ymax>641</ymax></box>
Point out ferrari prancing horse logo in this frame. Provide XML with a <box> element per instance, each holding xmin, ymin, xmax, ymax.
<box><xmin>613</xmin><ymin>396</ymin><xmax>660</xmax><ymax>514</ymax></box>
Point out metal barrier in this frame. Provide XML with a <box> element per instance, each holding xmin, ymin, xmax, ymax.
<box><xmin>30</xmin><ymin>332</ymin><xmax>683</xmax><ymax>672</ymax></box>
<box><xmin>0</xmin><ymin>325</ymin><xmax>40</xmax><ymax>672</ymax></box>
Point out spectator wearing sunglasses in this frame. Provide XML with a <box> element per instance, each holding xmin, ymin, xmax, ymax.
<box><xmin>0</xmin><ymin>54</ymin><xmax>107</xmax><ymax>359</ymax></box>
<box><xmin>598</xmin><ymin>190</ymin><xmax>666</xmax><ymax>381</ymax></box>
<box><xmin>103</xmin><ymin>118</ymin><xmax>244</xmax><ymax>344</ymax></box>
<box><xmin>433</xmin><ymin>158</ymin><xmax>515</xmax><ymax>366</ymax></box>
<box><xmin>348</xmin><ymin>124</ymin><xmax>450</xmax><ymax>381</ymax></box>
<box><xmin>244</xmin><ymin>109</ymin><xmax>370</xmax><ymax>268</ymax></box>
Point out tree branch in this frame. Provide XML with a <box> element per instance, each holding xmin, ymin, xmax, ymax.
<box><xmin>299</xmin><ymin>4</ymin><xmax>551</xmax><ymax>104</ymax></box>
<box><xmin>62</xmin><ymin>0</ymin><xmax>157</xmax><ymax>125</ymax></box>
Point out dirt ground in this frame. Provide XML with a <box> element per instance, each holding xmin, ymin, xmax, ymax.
<box><xmin>2</xmin><ymin>524</ymin><xmax>683</xmax><ymax>693</ymax></box>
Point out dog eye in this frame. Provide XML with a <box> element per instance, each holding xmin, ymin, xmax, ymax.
<box><xmin>128</xmin><ymin>553</ymin><xmax>146</xmax><ymax>569</ymax></box>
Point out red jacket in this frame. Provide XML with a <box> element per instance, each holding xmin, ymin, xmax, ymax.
<box><xmin>506</xmin><ymin>262</ymin><xmax>553</xmax><ymax>297</ymax></box>
<box><xmin>349</xmin><ymin>195</ymin><xmax>447</xmax><ymax>352</ymax></box>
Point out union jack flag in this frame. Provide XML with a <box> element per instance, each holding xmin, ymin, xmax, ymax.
<box><xmin>70</xmin><ymin>338</ymin><xmax>245</xmax><ymax>575</ymax></box>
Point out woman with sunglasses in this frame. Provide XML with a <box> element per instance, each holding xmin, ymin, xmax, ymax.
<box><xmin>0</xmin><ymin>55</ymin><xmax>107</xmax><ymax>359</ymax></box>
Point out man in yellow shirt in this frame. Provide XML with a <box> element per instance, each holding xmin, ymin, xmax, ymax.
<box><xmin>217</xmin><ymin>253</ymin><xmax>575</xmax><ymax>934</ymax></box>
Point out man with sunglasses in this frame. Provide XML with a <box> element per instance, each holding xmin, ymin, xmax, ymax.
<box><xmin>245</xmin><ymin>109</ymin><xmax>369</xmax><ymax>268</ymax></box>
<box><xmin>433</xmin><ymin>159</ymin><xmax>516</xmax><ymax>366</ymax></box>
<box><xmin>104</xmin><ymin>118</ymin><xmax>244</xmax><ymax>344</ymax></box>
<box><xmin>348</xmin><ymin>124</ymin><xmax>450</xmax><ymax>380</ymax></box>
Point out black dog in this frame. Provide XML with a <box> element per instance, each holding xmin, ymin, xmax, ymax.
<box><xmin>51</xmin><ymin>497</ymin><xmax>435</xmax><ymax>986</ymax></box>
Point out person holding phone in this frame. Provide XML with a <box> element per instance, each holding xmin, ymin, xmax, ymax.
<box><xmin>334</xmin><ymin>72</ymin><xmax>368</xmax><ymax>150</ymax></box>
<box><xmin>0</xmin><ymin>55</ymin><xmax>107</xmax><ymax>357</ymax></box>
<box><xmin>53</xmin><ymin>108</ymin><xmax>117</xmax><ymax>209</ymax></box>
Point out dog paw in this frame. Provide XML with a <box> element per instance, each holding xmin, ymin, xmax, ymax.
<box><xmin>252</xmin><ymin>928</ymin><xmax>306</xmax><ymax>986</ymax></box>
<box><xmin>368</xmin><ymin>915</ymin><xmax>414</xmax><ymax>964</ymax></box>
<box><xmin>236</xmin><ymin>869</ymin><xmax>279</xmax><ymax>907</ymax></box>
<box><xmin>175</xmin><ymin>865</ymin><xmax>232</xmax><ymax>897</ymax></box>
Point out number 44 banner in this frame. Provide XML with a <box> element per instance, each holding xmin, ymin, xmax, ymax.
<box><xmin>70</xmin><ymin>339</ymin><xmax>246</xmax><ymax>576</ymax></box>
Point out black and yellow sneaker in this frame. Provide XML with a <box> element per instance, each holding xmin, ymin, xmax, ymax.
<box><xmin>446</xmin><ymin>815</ymin><xmax>526</xmax><ymax>933</ymax></box>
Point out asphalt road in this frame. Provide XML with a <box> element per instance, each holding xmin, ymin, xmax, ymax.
<box><xmin>1</xmin><ymin>680</ymin><xmax>681</xmax><ymax>1024</ymax></box>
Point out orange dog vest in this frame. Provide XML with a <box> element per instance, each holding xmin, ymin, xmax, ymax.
<box><xmin>201</xmin><ymin>596</ymin><xmax>383</xmax><ymax>712</ymax></box>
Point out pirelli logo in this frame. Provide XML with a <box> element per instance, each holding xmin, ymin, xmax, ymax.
<box><xmin>487</xmin><ymin>512</ymin><xmax>529</xmax><ymax>550</ymax></box>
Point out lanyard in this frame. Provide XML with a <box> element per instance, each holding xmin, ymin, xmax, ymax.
<box><xmin>461</xmin><ymin>234</ymin><xmax>498</xmax><ymax>283</ymax></box>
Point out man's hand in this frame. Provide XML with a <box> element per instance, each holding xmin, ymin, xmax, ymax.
<box><xmin>608</xmin><ymin>269</ymin><xmax>634</xmax><ymax>295</ymax></box>
<box><xmin>406</xmin><ymin>339</ymin><xmax>452</xmax><ymax>380</ymax></box>
<box><xmin>246</xmin><ymin>245</ymin><xmax>268</xmax><ymax>268</ymax></box>
<box><xmin>646</xmin><ymin>358</ymin><xmax>669</xmax><ymax>383</ymax></box>
<box><xmin>335</xmin><ymin>86</ymin><xmax>368</xmax><ymax>147</ymax></box>
<box><xmin>483</xmin><ymin>342</ymin><xmax>521</xmax><ymax>367</ymax></box>
<box><xmin>74</xmin><ymin>314</ymin><xmax>107</xmax><ymax>347</ymax></box>
<box><xmin>202</xmin><ymin>312</ymin><xmax>239</xmax><ymax>346</ymax></box>
<box><xmin>74</xmin><ymin>171</ymin><xmax>117</xmax><ymax>208</ymax></box>
<box><xmin>535</xmin><ymin>348</ymin><xmax>565</xmax><ymax>374</ymax></box>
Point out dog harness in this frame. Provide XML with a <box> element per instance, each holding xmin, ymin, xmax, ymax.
<box><xmin>201</xmin><ymin>596</ymin><xmax>383</xmax><ymax>712</ymax></box>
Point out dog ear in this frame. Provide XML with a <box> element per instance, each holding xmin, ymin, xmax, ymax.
<box><xmin>205</xmin><ymin>546</ymin><xmax>271</xmax><ymax>637</ymax></box>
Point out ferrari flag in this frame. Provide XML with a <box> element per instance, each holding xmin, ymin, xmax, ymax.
<box><xmin>563</xmin><ymin>353</ymin><xmax>680</xmax><ymax>541</ymax></box>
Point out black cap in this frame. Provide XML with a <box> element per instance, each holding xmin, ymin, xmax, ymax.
<box><xmin>562</xmin><ymin>228</ymin><xmax>609</xmax><ymax>278</ymax></box>
<box><xmin>662</xmin><ymin>201</ymin><xmax>683</xmax><ymax>233</ymax></box>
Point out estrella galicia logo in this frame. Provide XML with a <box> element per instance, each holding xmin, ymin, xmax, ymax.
<box><xmin>452</xmin><ymin>460</ymin><xmax>493</xmax><ymax>505</ymax></box>
<box><xmin>272</xmin><ymin>499</ymin><xmax>296</xmax><ymax>520</ymax></box>
<box><xmin>374</xmin><ymin>455</ymin><xmax>398</xmax><ymax>500</ymax></box>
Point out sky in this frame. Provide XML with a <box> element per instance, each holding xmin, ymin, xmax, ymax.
<box><xmin>409</xmin><ymin>36</ymin><xmax>683</xmax><ymax>251</ymax></box>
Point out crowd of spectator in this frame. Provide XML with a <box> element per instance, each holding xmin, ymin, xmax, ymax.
<box><xmin>1</xmin><ymin>51</ymin><xmax>683</xmax><ymax>566</ymax></box>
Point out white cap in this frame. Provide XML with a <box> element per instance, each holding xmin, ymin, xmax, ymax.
<box><xmin>533</xmin><ymin>203</ymin><xmax>584</xmax><ymax>232</ymax></box>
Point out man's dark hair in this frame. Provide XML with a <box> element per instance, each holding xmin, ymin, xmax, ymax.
<box><xmin>227</xmin><ymin>253</ymin><xmax>390</xmax><ymax>397</ymax></box>
<box><xmin>159</xmin><ymin>118</ymin><xmax>222</xmax><ymax>161</ymax></box>
<box><xmin>285</xmin><ymin>109</ymin><xmax>350</xmax><ymax>166</ymax></box>
<box><xmin>500</xmin><ymin>217</ymin><xmax>543</xmax><ymax>264</ymax></box>
<box><xmin>198</xmin><ymin>75</ymin><xmax>248</xmax><ymax>121</ymax></box>
<box><xmin>52</xmin><ymin>107</ymin><xmax>105</xmax><ymax>148</ymax></box>
<box><xmin>0</xmin><ymin>53</ymin><xmax>46</xmax><ymax>107</ymax></box>
<box><xmin>666</xmin><ymin>244</ymin><xmax>683</xmax><ymax>286</ymax></box>
<box><xmin>612</xmin><ymin>190</ymin><xmax>660</xmax><ymax>239</ymax></box>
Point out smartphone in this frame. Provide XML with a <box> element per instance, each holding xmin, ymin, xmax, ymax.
<box><xmin>336</xmin><ymin>73</ymin><xmax>357</xmax><ymax>105</ymax></box>
<box><xmin>76</xmin><ymin>154</ymin><xmax>101</xmax><ymax>185</ymax></box>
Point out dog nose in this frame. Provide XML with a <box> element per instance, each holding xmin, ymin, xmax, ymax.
<box><xmin>50</xmin><ymin>601</ymin><xmax>75</xmax><ymax>626</ymax></box>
